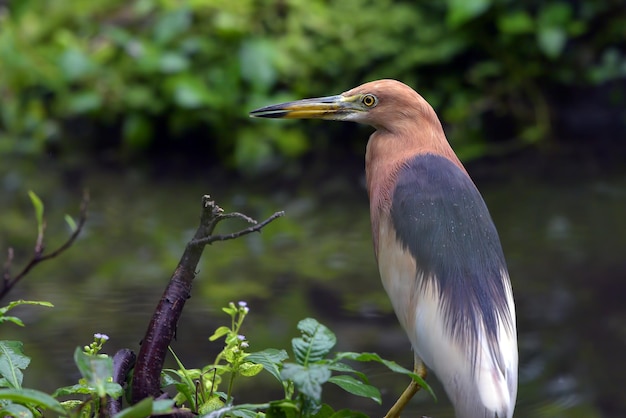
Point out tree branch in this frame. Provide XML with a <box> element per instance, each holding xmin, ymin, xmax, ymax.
<box><xmin>0</xmin><ymin>190</ymin><xmax>89</xmax><ymax>301</ymax></box>
<box><xmin>189</xmin><ymin>211</ymin><xmax>284</xmax><ymax>246</ymax></box>
<box><xmin>131</xmin><ymin>195</ymin><xmax>283</xmax><ymax>404</ymax></box>
<box><xmin>107</xmin><ymin>349</ymin><xmax>137</xmax><ymax>416</ymax></box>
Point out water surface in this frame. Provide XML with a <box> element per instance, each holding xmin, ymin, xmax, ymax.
<box><xmin>1</xmin><ymin>155</ymin><xmax>624</xmax><ymax>417</ymax></box>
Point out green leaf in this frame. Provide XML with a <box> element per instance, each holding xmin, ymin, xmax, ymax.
<box><xmin>266</xmin><ymin>399</ymin><xmax>298</xmax><ymax>418</ymax></box>
<box><xmin>247</xmin><ymin>348</ymin><xmax>289</xmax><ymax>383</ymax></box>
<box><xmin>497</xmin><ymin>11</ymin><xmax>534</xmax><ymax>34</ymax></box>
<box><xmin>64</xmin><ymin>215</ymin><xmax>77</xmax><ymax>233</ymax></box>
<box><xmin>198</xmin><ymin>396</ymin><xmax>225</xmax><ymax>415</ymax></box>
<box><xmin>65</xmin><ymin>91</ymin><xmax>102</xmax><ymax>114</ymax></box>
<box><xmin>239</xmin><ymin>39</ymin><xmax>277</xmax><ymax>88</ymax></box>
<box><xmin>58</xmin><ymin>49</ymin><xmax>95</xmax><ymax>81</ymax></box>
<box><xmin>113</xmin><ymin>396</ymin><xmax>152</xmax><ymax>418</ymax></box>
<box><xmin>538</xmin><ymin>2</ymin><xmax>572</xmax><ymax>26</ymax></box>
<box><xmin>280</xmin><ymin>363</ymin><xmax>331</xmax><ymax>402</ymax></box>
<box><xmin>328</xmin><ymin>409</ymin><xmax>369</xmax><ymax>418</ymax></box>
<box><xmin>310</xmin><ymin>403</ymin><xmax>335</xmax><ymax>418</ymax></box>
<box><xmin>537</xmin><ymin>27</ymin><xmax>567</xmax><ymax>59</ymax></box>
<box><xmin>228</xmin><ymin>408</ymin><xmax>259</xmax><ymax>418</ymax></box>
<box><xmin>0</xmin><ymin>388</ymin><xmax>65</xmax><ymax>414</ymax></box>
<box><xmin>152</xmin><ymin>399</ymin><xmax>176</xmax><ymax>414</ymax></box>
<box><xmin>27</xmin><ymin>191</ymin><xmax>44</xmax><ymax>235</ymax></box>
<box><xmin>158</xmin><ymin>52</ymin><xmax>189</xmax><ymax>74</ymax></box>
<box><xmin>239</xmin><ymin>362</ymin><xmax>264</xmax><ymax>377</ymax></box>
<box><xmin>0</xmin><ymin>341</ymin><xmax>30</xmax><ymax>389</ymax></box>
<box><xmin>0</xmin><ymin>300</ymin><xmax>53</xmax><ymax>316</ymax></box>
<box><xmin>327</xmin><ymin>375</ymin><xmax>381</xmax><ymax>404</ymax></box>
<box><xmin>153</xmin><ymin>9</ymin><xmax>191</xmax><ymax>44</ymax></box>
<box><xmin>0</xmin><ymin>317</ymin><xmax>24</xmax><ymax>327</ymax></box>
<box><xmin>160</xmin><ymin>370</ymin><xmax>180</xmax><ymax>387</ymax></box>
<box><xmin>324</xmin><ymin>362</ymin><xmax>354</xmax><ymax>373</ymax></box>
<box><xmin>446</xmin><ymin>0</ymin><xmax>492</xmax><ymax>27</ymax></box>
<box><xmin>52</xmin><ymin>383</ymin><xmax>94</xmax><ymax>397</ymax></box>
<box><xmin>60</xmin><ymin>400</ymin><xmax>84</xmax><ymax>411</ymax></box>
<box><xmin>292</xmin><ymin>318</ymin><xmax>336</xmax><ymax>365</ymax></box>
<box><xmin>73</xmin><ymin>348</ymin><xmax>122</xmax><ymax>398</ymax></box>
<box><xmin>209</xmin><ymin>326</ymin><xmax>231</xmax><ymax>342</ymax></box>
<box><xmin>165</xmin><ymin>75</ymin><xmax>212</xmax><ymax>109</ymax></box>
<box><xmin>335</xmin><ymin>352</ymin><xmax>436</xmax><ymax>399</ymax></box>
<box><xmin>0</xmin><ymin>402</ymin><xmax>33</xmax><ymax>418</ymax></box>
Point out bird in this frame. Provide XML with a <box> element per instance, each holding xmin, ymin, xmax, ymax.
<box><xmin>250</xmin><ymin>79</ymin><xmax>518</xmax><ymax>418</ymax></box>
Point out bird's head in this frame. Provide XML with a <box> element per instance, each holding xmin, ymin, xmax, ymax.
<box><xmin>250</xmin><ymin>79</ymin><xmax>437</xmax><ymax>133</ymax></box>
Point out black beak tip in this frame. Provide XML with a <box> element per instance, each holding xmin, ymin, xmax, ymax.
<box><xmin>249</xmin><ymin>108</ymin><xmax>289</xmax><ymax>119</ymax></box>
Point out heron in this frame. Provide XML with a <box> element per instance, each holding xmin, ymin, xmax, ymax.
<box><xmin>250</xmin><ymin>79</ymin><xmax>518</xmax><ymax>418</ymax></box>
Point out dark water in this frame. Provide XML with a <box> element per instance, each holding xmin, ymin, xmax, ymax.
<box><xmin>1</xmin><ymin>155</ymin><xmax>625</xmax><ymax>417</ymax></box>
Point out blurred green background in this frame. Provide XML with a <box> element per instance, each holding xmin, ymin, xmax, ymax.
<box><xmin>1</xmin><ymin>0</ymin><xmax>625</xmax><ymax>171</ymax></box>
<box><xmin>1</xmin><ymin>0</ymin><xmax>626</xmax><ymax>417</ymax></box>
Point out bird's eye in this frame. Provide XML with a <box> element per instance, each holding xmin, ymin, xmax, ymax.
<box><xmin>362</xmin><ymin>94</ymin><xmax>377</xmax><ymax>108</ymax></box>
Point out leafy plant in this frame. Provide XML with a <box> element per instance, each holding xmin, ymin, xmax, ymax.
<box><xmin>170</xmin><ymin>303</ymin><xmax>433</xmax><ymax>418</ymax></box>
<box><xmin>0</xmin><ymin>300</ymin><xmax>66</xmax><ymax>417</ymax></box>
<box><xmin>53</xmin><ymin>334</ymin><xmax>174</xmax><ymax>417</ymax></box>
<box><xmin>1</xmin><ymin>294</ymin><xmax>432</xmax><ymax>418</ymax></box>
<box><xmin>268</xmin><ymin>318</ymin><xmax>433</xmax><ymax>417</ymax></box>
<box><xmin>164</xmin><ymin>301</ymin><xmax>264</xmax><ymax>414</ymax></box>
<box><xmin>0</xmin><ymin>300</ymin><xmax>53</xmax><ymax>328</ymax></box>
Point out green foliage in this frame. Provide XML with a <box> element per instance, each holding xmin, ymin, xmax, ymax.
<box><xmin>164</xmin><ymin>304</ymin><xmax>432</xmax><ymax>417</ymax></box>
<box><xmin>0</xmin><ymin>1</ymin><xmax>623</xmax><ymax>170</ymax></box>
<box><xmin>1</xmin><ymin>288</ymin><xmax>428</xmax><ymax>417</ymax></box>
<box><xmin>0</xmin><ymin>341</ymin><xmax>30</xmax><ymax>389</ymax></box>
<box><xmin>0</xmin><ymin>388</ymin><xmax>66</xmax><ymax>416</ymax></box>
<box><xmin>271</xmin><ymin>318</ymin><xmax>433</xmax><ymax>416</ymax></box>
<box><xmin>53</xmin><ymin>339</ymin><xmax>125</xmax><ymax>415</ymax></box>
<box><xmin>0</xmin><ymin>302</ymin><xmax>65</xmax><ymax>416</ymax></box>
<box><xmin>0</xmin><ymin>300</ymin><xmax>53</xmax><ymax>327</ymax></box>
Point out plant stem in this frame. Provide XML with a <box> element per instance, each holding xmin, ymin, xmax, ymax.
<box><xmin>227</xmin><ymin>373</ymin><xmax>236</xmax><ymax>403</ymax></box>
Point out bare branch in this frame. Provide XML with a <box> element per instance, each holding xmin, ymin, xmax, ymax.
<box><xmin>0</xmin><ymin>190</ymin><xmax>89</xmax><ymax>300</ymax></box>
<box><xmin>219</xmin><ymin>211</ymin><xmax>258</xmax><ymax>224</ymax></box>
<box><xmin>131</xmin><ymin>196</ymin><xmax>284</xmax><ymax>403</ymax></box>
<box><xmin>190</xmin><ymin>211</ymin><xmax>284</xmax><ymax>246</ymax></box>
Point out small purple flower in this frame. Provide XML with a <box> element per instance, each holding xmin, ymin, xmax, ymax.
<box><xmin>238</xmin><ymin>301</ymin><xmax>247</xmax><ymax>308</ymax></box>
<box><xmin>237</xmin><ymin>335</ymin><xmax>246</xmax><ymax>341</ymax></box>
<box><xmin>94</xmin><ymin>333</ymin><xmax>109</xmax><ymax>341</ymax></box>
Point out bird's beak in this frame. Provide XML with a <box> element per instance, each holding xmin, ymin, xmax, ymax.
<box><xmin>250</xmin><ymin>95</ymin><xmax>359</xmax><ymax>120</ymax></box>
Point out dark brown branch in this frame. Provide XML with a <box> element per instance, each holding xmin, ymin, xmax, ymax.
<box><xmin>0</xmin><ymin>190</ymin><xmax>89</xmax><ymax>301</ymax></box>
<box><xmin>131</xmin><ymin>196</ymin><xmax>283</xmax><ymax>404</ymax></box>
<box><xmin>107</xmin><ymin>349</ymin><xmax>137</xmax><ymax>415</ymax></box>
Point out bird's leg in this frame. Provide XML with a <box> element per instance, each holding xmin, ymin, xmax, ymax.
<box><xmin>384</xmin><ymin>357</ymin><xmax>427</xmax><ymax>418</ymax></box>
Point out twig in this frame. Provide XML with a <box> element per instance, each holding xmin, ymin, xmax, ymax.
<box><xmin>131</xmin><ymin>195</ymin><xmax>283</xmax><ymax>403</ymax></box>
<box><xmin>190</xmin><ymin>211</ymin><xmax>284</xmax><ymax>246</ymax></box>
<box><xmin>0</xmin><ymin>190</ymin><xmax>89</xmax><ymax>300</ymax></box>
